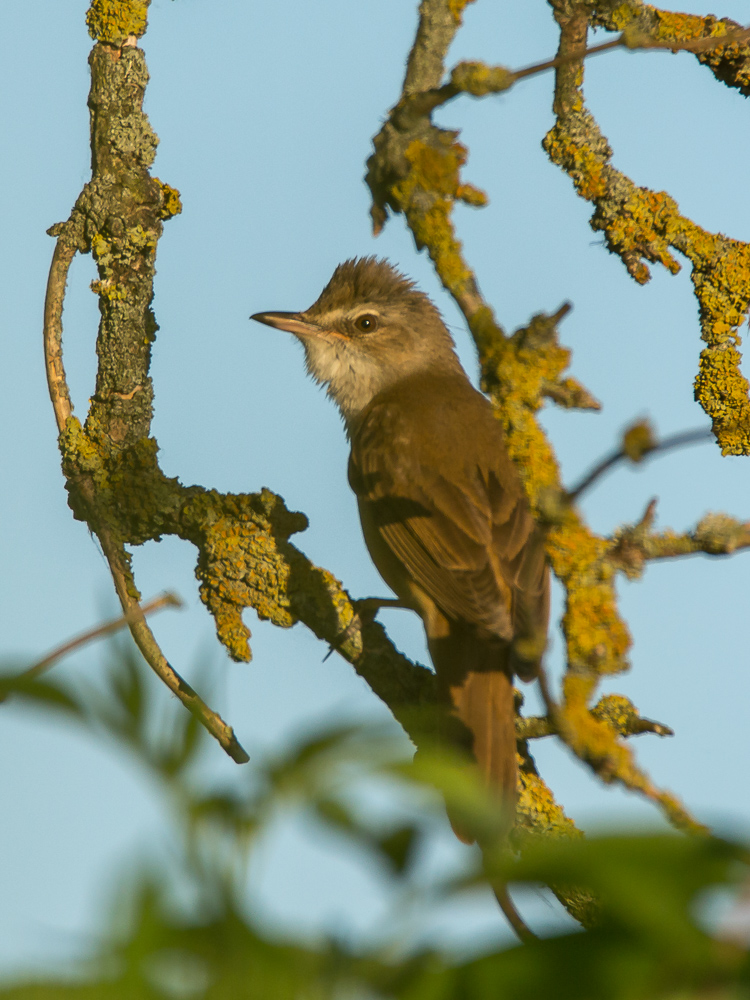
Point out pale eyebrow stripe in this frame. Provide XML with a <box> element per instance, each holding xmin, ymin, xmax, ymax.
<box><xmin>350</xmin><ymin>307</ymin><xmax>382</xmax><ymax>319</ymax></box>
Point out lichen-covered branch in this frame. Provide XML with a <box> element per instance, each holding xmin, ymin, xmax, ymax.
<box><xmin>364</xmin><ymin>0</ymin><xmax>724</xmax><ymax>841</ymax></box>
<box><xmin>43</xmin><ymin>9</ymin><xmax>255</xmax><ymax>763</ymax></box>
<box><xmin>610</xmin><ymin>501</ymin><xmax>750</xmax><ymax>578</ymax></box>
<box><xmin>544</xmin><ymin>2</ymin><xmax>750</xmax><ymax>455</ymax></box>
<box><xmin>48</xmin><ymin>0</ymin><xmax>750</xmax><ymax>926</ymax></box>
<box><xmin>517</xmin><ymin>694</ymin><xmax>673</xmax><ymax>741</ymax></box>
<box><xmin>46</xmin><ymin>2</ymin><xmax>459</xmax><ymax>768</ymax></box>
<box><xmin>590</xmin><ymin>3</ymin><xmax>750</xmax><ymax>96</ymax></box>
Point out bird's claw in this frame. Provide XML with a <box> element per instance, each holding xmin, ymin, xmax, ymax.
<box><xmin>322</xmin><ymin>597</ymin><xmax>406</xmax><ymax>662</ymax></box>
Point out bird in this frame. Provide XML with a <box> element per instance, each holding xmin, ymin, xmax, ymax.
<box><xmin>251</xmin><ymin>257</ymin><xmax>549</xmax><ymax>845</ymax></box>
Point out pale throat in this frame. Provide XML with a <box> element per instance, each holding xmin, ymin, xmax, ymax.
<box><xmin>301</xmin><ymin>335</ymin><xmax>394</xmax><ymax>424</ymax></box>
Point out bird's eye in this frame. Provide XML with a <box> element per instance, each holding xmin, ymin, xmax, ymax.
<box><xmin>353</xmin><ymin>313</ymin><xmax>378</xmax><ymax>333</ymax></box>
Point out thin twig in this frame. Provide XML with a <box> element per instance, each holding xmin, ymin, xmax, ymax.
<box><xmin>97</xmin><ymin>522</ymin><xmax>250</xmax><ymax>764</ymax></box>
<box><xmin>536</xmin><ymin>661</ymin><xmax>704</xmax><ymax>832</ymax></box>
<box><xmin>409</xmin><ymin>38</ymin><xmax>623</xmax><ymax>112</ymax></box>
<box><xmin>420</xmin><ymin>24</ymin><xmax>750</xmax><ymax>112</ymax></box>
<box><xmin>512</xmin><ymin>24</ymin><xmax>750</xmax><ymax>85</ymax></box>
<box><xmin>43</xmin><ymin>236</ymin><xmax>76</xmax><ymax>431</ymax></box>
<box><xmin>516</xmin><ymin>24</ymin><xmax>750</xmax><ymax>79</ymax></box>
<box><xmin>536</xmin><ymin>661</ymin><xmax>559</xmax><ymax>723</ymax></box>
<box><xmin>17</xmin><ymin>592</ymin><xmax>182</xmax><ymax>684</ymax></box>
<box><xmin>512</xmin><ymin>35</ymin><xmax>622</xmax><ymax>83</ymax></box>
<box><xmin>493</xmin><ymin>885</ymin><xmax>538</xmax><ymax>944</ymax></box>
<box><xmin>567</xmin><ymin>427</ymin><xmax>712</xmax><ymax>504</ymax></box>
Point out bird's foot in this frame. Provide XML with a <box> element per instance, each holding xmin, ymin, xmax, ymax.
<box><xmin>323</xmin><ymin>597</ymin><xmax>407</xmax><ymax>661</ymax></box>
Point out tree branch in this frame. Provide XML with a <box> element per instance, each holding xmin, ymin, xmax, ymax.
<box><xmin>44</xmin><ymin>21</ymin><xmax>249</xmax><ymax>765</ymax></box>
<box><xmin>364</xmin><ymin>0</ymin><xmax>713</xmax><ymax>843</ymax></box>
<box><xmin>536</xmin><ymin>662</ymin><xmax>704</xmax><ymax>835</ymax></box>
<box><xmin>590</xmin><ymin>4</ymin><xmax>750</xmax><ymax>98</ymax></box>
<box><xmin>544</xmin><ymin>3</ymin><xmax>750</xmax><ymax>455</ymax></box>
<box><xmin>11</xmin><ymin>592</ymin><xmax>181</xmax><ymax>688</ymax></box>
<box><xmin>610</xmin><ymin>501</ymin><xmax>750</xmax><ymax>579</ymax></box>
<box><xmin>567</xmin><ymin>422</ymin><xmax>713</xmax><ymax>503</ymax></box>
<box><xmin>43</xmin><ymin>230</ymin><xmax>78</xmax><ymax>431</ymax></box>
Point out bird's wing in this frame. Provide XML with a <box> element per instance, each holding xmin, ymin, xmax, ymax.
<box><xmin>349</xmin><ymin>401</ymin><xmax>546</xmax><ymax>646</ymax></box>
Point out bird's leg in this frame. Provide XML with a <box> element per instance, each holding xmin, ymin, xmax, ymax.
<box><xmin>323</xmin><ymin>597</ymin><xmax>408</xmax><ymax>661</ymax></box>
<box><xmin>353</xmin><ymin>596</ymin><xmax>407</xmax><ymax>619</ymax></box>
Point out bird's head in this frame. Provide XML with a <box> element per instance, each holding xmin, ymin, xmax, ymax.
<box><xmin>251</xmin><ymin>257</ymin><xmax>460</xmax><ymax>423</ymax></box>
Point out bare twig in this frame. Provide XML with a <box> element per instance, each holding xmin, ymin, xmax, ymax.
<box><xmin>567</xmin><ymin>425</ymin><xmax>713</xmax><ymax>504</ymax></box>
<box><xmin>512</xmin><ymin>24</ymin><xmax>749</xmax><ymax>85</ymax></box>
<box><xmin>97</xmin><ymin>521</ymin><xmax>250</xmax><ymax>765</ymax></box>
<box><xmin>16</xmin><ymin>592</ymin><xmax>182</xmax><ymax>685</ymax></box>
<box><xmin>406</xmin><ymin>25</ymin><xmax>750</xmax><ymax>113</ymax></box>
<box><xmin>43</xmin><ymin>234</ymin><xmax>76</xmax><ymax>431</ymax></box>
<box><xmin>511</xmin><ymin>36</ymin><xmax>622</xmax><ymax>86</ymax></box>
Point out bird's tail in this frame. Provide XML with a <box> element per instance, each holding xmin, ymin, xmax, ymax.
<box><xmin>428</xmin><ymin>628</ymin><xmax>537</xmax><ymax>943</ymax></box>
<box><xmin>429</xmin><ymin>628</ymin><xmax>517</xmax><ymax>844</ymax></box>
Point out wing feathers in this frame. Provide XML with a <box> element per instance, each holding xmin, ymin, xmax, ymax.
<box><xmin>348</xmin><ymin>378</ymin><xmax>548</xmax><ymax>657</ymax></box>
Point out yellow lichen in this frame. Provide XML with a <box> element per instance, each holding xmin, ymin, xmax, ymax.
<box><xmin>182</xmin><ymin>493</ymin><xmax>299</xmax><ymax>662</ymax></box>
<box><xmin>652</xmin><ymin>10</ymin><xmax>727</xmax><ymax>44</ymax></box>
<box><xmin>447</xmin><ymin>0</ymin><xmax>476</xmax><ymax>26</ymax></box>
<box><xmin>154</xmin><ymin>178</ymin><xmax>183</xmax><ymax>220</ymax></box>
<box><xmin>396</xmin><ymin>139</ymin><xmax>465</xmax><ymax>198</ymax></box>
<box><xmin>389</xmin><ymin>138</ymin><xmax>476</xmax><ymax>297</ymax></box>
<box><xmin>544</xmin><ymin>53</ymin><xmax>750</xmax><ymax>448</ymax></box>
<box><xmin>517</xmin><ymin>766</ymin><xmax>578</xmax><ymax>839</ymax></box>
<box><xmin>456</xmin><ymin>183</ymin><xmax>488</xmax><ymax>207</ymax></box>
<box><xmin>608</xmin><ymin>3</ymin><xmax>636</xmax><ymax>32</ymax></box>
<box><xmin>450</xmin><ymin>61</ymin><xmax>514</xmax><ymax>96</ymax></box>
<box><xmin>544</xmin><ymin>125</ymin><xmax>608</xmax><ymax>201</ymax></box>
<box><xmin>622</xmin><ymin>419</ymin><xmax>656</xmax><ymax>462</ymax></box>
<box><xmin>86</xmin><ymin>0</ymin><xmax>149</xmax><ymax>44</ymax></box>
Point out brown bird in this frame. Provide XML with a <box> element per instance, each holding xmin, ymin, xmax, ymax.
<box><xmin>252</xmin><ymin>257</ymin><xmax>549</xmax><ymax>841</ymax></box>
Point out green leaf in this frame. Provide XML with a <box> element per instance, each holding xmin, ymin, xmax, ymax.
<box><xmin>0</xmin><ymin>672</ymin><xmax>85</xmax><ymax>719</ymax></box>
<box><xmin>376</xmin><ymin>824</ymin><xmax>420</xmax><ymax>875</ymax></box>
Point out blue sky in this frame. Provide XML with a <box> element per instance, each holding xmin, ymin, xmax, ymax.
<box><xmin>1</xmin><ymin>0</ymin><xmax>749</xmax><ymax>975</ymax></box>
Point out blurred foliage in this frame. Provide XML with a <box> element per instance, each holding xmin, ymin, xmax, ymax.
<box><xmin>1</xmin><ymin>642</ymin><xmax>749</xmax><ymax>999</ymax></box>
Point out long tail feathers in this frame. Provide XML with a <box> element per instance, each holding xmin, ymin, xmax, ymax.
<box><xmin>429</xmin><ymin>630</ymin><xmax>536</xmax><ymax>943</ymax></box>
<box><xmin>429</xmin><ymin>629</ymin><xmax>518</xmax><ymax>841</ymax></box>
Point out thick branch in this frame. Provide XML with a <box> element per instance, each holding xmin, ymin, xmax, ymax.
<box><xmin>402</xmin><ymin>0</ymin><xmax>468</xmax><ymax>94</ymax></box>
<box><xmin>44</xmin><ymin>30</ymin><xmax>247</xmax><ymax>764</ymax></box>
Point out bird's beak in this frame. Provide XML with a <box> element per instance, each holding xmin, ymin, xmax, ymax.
<box><xmin>250</xmin><ymin>311</ymin><xmax>322</xmax><ymax>338</ymax></box>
